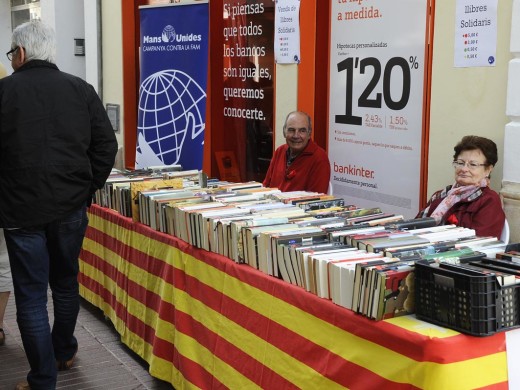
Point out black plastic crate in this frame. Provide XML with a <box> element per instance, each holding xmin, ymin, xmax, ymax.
<box><xmin>414</xmin><ymin>260</ymin><xmax>520</xmax><ymax>336</ymax></box>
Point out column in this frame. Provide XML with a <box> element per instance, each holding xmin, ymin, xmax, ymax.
<box><xmin>501</xmin><ymin>0</ymin><xmax>520</xmax><ymax>243</ymax></box>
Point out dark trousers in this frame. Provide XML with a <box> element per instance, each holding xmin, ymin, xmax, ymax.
<box><xmin>5</xmin><ymin>204</ymin><xmax>88</xmax><ymax>389</ymax></box>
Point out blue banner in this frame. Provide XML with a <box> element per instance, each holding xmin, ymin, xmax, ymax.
<box><xmin>136</xmin><ymin>3</ymin><xmax>209</xmax><ymax>170</ymax></box>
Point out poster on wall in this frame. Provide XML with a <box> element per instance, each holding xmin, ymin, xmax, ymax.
<box><xmin>454</xmin><ymin>0</ymin><xmax>498</xmax><ymax>68</ymax></box>
<box><xmin>328</xmin><ymin>0</ymin><xmax>429</xmax><ymax>218</ymax></box>
<box><xmin>221</xmin><ymin>0</ymin><xmax>274</xmax><ymax>182</ymax></box>
<box><xmin>136</xmin><ymin>2</ymin><xmax>209</xmax><ymax>170</ymax></box>
<box><xmin>274</xmin><ymin>0</ymin><xmax>301</xmax><ymax>64</ymax></box>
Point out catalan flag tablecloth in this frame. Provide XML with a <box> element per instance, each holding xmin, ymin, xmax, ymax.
<box><xmin>79</xmin><ymin>205</ymin><xmax>509</xmax><ymax>389</ymax></box>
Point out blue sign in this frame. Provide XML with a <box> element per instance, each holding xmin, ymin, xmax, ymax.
<box><xmin>137</xmin><ymin>3</ymin><xmax>209</xmax><ymax>170</ymax></box>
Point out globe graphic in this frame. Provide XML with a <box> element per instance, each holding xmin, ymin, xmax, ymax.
<box><xmin>136</xmin><ymin>69</ymin><xmax>206</xmax><ymax>167</ymax></box>
<box><xmin>162</xmin><ymin>25</ymin><xmax>175</xmax><ymax>43</ymax></box>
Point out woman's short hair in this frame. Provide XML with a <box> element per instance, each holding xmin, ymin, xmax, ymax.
<box><xmin>11</xmin><ymin>21</ymin><xmax>56</xmax><ymax>64</ymax></box>
<box><xmin>453</xmin><ymin>135</ymin><xmax>498</xmax><ymax>166</ymax></box>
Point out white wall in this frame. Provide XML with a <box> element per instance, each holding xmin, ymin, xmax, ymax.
<box><xmin>0</xmin><ymin>1</ymin><xmax>13</xmax><ymax>75</ymax></box>
<box><xmin>100</xmin><ymin>1</ymin><xmax>125</xmax><ymax>157</ymax></box>
<box><xmin>55</xmin><ymin>0</ymin><xmax>85</xmax><ymax>78</ymax></box>
<box><xmin>274</xmin><ymin>64</ymin><xmax>298</xmax><ymax>146</ymax></box>
<box><xmin>427</xmin><ymin>0</ymin><xmax>512</xmax><ymax>197</ymax></box>
<box><xmin>84</xmin><ymin>0</ymin><xmax>100</xmax><ymax>93</ymax></box>
<box><xmin>40</xmin><ymin>0</ymin><xmax>86</xmax><ymax>78</ymax></box>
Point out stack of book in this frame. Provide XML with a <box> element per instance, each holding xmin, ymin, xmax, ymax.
<box><xmin>246</xmin><ymin>205</ymin><xmax>403</xmax><ymax>276</ymax></box>
<box><xmin>95</xmin><ymin>168</ymin><xmax>208</xmax><ymax>219</ymax></box>
<box><xmin>269</xmin><ymin>218</ymin><xmax>513</xmax><ymax>321</ymax></box>
<box><xmin>495</xmin><ymin>248</ymin><xmax>520</xmax><ymax>263</ymax></box>
<box><xmin>328</xmin><ymin>246</ymin><xmax>494</xmax><ymax>321</ymax></box>
<box><xmin>95</xmin><ymin>174</ymin><xmax>518</xmax><ymax>324</ymax></box>
<box><xmin>170</xmin><ymin>191</ymin><xmax>357</xmax><ymax>260</ymax></box>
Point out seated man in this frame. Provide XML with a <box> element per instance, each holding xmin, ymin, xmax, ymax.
<box><xmin>263</xmin><ymin>111</ymin><xmax>331</xmax><ymax>193</ymax></box>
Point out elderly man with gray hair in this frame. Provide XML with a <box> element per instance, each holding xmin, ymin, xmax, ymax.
<box><xmin>1</xmin><ymin>21</ymin><xmax>117</xmax><ymax>389</ymax></box>
<box><xmin>262</xmin><ymin>111</ymin><xmax>331</xmax><ymax>194</ymax></box>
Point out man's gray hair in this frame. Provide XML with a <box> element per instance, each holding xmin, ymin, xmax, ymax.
<box><xmin>12</xmin><ymin>21</ymin><xmax>56</xmax><ymax>64</ymax></box>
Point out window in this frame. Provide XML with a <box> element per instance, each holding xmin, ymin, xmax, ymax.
<box><xmin>11</xmin><ymin>0</ymin><xmax>39</xmax><ymax>6</ymax></box>
<box><xmin>11</xmin><ymin>0</ymin><xmax>40</xmax><ymax>30</ymax></box>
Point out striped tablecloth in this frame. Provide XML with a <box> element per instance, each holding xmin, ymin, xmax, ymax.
<box><xmin>79</xmin><ymin>204</ymin><xmax>509</xmax><ymax>389</ymax></box>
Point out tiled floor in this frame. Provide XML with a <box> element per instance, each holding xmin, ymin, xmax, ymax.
<box><xmin>0</xmin><ymin>293</ymin><xmax>174</xmax><ymax>390</ymax></box>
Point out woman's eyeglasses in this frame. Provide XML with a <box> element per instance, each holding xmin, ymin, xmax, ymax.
<box><xmin>452</xmin><ymin>160</ymin><xmax>487</xmax><ymax>170</ymax></box>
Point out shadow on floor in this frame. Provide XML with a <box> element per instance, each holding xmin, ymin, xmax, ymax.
<box><xmin>0</xmin><ymin>295</ymin><xmax>174</xmax><ymax>390</ymax></box>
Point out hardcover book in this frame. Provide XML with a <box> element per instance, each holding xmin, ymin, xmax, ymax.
<box><xmin>243</xmin><ymin>223</ymin><xmax>301</xmax><ymax>271</ymax></box>
<box><xmin>130</xmin><ymin>178</ymin><xmax>185</xmax><ymax>222</ymax></box>
<box><xmin>364</xmin><ymin>235</ymin><xmax>431</xmax><ymax>253</ymax></box>
<box><xmin>264</xmin><ymin>227</ymin><xmax>326</xmax><ymax>279</ymax></box>
<box><xmin>373</xmin><ymin>261</ymin><xmax>416</xmax><ymax>320</ymax></box>
<box><xmin>334</xmin><ymin>207</ymin><xmax>383</xmax><ymax>219</ymax></box>
<box><xmin>328</xmin><ymin>253</ymin><xmax>384</xmax><ymax>309</ymax></box>
<box><xmin>229</xmin><ymin>215</ymin><xmax>290</xmax><ymax>263</ymax></box>
<box><xmin>289</xmin><ymin>242</ymin><xmax>345</xmax><ymax>291</ymax></box>
<box><xmin>495</xmin><ymin>250</ymin><xmax>520</xmax><ymax>263</ymax></box>
<box><xmin>384</xmin><ymin>217</ymin><xmax>436</xmax><ymax>230</ymax></box>
<box><xmin>355</xmin><ymin>231</ymin><xmax>415</xmax><ymax>251</ymax></box>
<box><xmin>327</xmin><ymin>225</ymin><xmax>386</xmax><ymax>244</ymax></box>
<box><xmin>311</xmin><ymin>249</ymin><xmax>369</xmax><ymax>299</ymax></box>
<box><xmin>299</xmin><ymin>244</ymin><xmax>356</xmax><ymax>294</ymax></box>
<box><xmin>352</xmin><ymin>258</ymin><xmax>398</xmax><ymax>313</ymax></box>
<box><xmin>296</xmin><ymin>197</ymin><xmax>349</xmax><ymax>211</ymax></box>
<box><xmin>384</xmin><ymin>241</ymin><xmax>457</xmax><ymax>258</ymax></box>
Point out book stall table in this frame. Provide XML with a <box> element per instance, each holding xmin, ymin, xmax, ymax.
<box><xmin>79</xmin><ymin>204</ymin><xmax>516</xmax><ymax>389</ymax></box>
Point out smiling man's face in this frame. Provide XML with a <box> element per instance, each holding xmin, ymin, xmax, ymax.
<box><xmin>284</xmin><ymin>112</ymin><xmax>311</xmax><ymax>157</ymax></box>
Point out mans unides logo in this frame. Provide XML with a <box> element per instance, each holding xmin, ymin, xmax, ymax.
<box><xmin>162</xmin><ymin>25</ymin><xmax>176</xmax><ymax>43</ymax></box>
<box><xmin>143</xmin><ymin>25</ymin><xmax>202</xmax><ymax>44</ymax></box>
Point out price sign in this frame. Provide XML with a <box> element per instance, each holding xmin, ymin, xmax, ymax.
<box><xmin>328</xmin><ymin>0</ymin><xmax>429</xmax><ymax>218</ymax></box>
<box><xmin>336</xmin><ymin>56</ymin><xmax>418</xmax><ymax>125</ymax></box>
<box><xmin>454</xmin><ymin>0</ymin><xmax>497</xmax><ymax>68</ymax></box>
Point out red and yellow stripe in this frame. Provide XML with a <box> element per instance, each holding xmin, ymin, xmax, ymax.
<box><xmin>79</xmin><ymin>205</ymin><xmax>508</xmax><ymax>389</ymax></box>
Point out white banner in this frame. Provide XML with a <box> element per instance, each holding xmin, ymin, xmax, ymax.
<box><xmin>328</xmin><ymin>0</ymin><xmax>429</xmax><ymax>218</ymax></box>
<box><xmin>454</xmin><ymin>0</ymin><xmax>498</xmax><ymax>68</ymax></box>
<box><xmin>274</xmin><ymin>0</ymin><xmax>301</xmax><ymax>64</ymax></box>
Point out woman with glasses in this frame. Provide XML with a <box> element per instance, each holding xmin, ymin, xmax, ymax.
<box><xmin>416</xmin><ymin>135</ymin><xmax>505</xmax><ymax>239</ymax></box>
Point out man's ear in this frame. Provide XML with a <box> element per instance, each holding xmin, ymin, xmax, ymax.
<box><xmin>19</xmin><ymin>46</ymin><xmax>26</xmax><ymax>63</ymax></box>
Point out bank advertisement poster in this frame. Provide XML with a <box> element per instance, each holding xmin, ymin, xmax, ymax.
<box><xmin>136</xmin><ymin>2</ymin><xmax>209</xmax><ymax>169</ymax></box>
<box><xmin>328</xmin><ymin>0</ymin><xmax>429</xmax><ymax>218</ymax></box>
